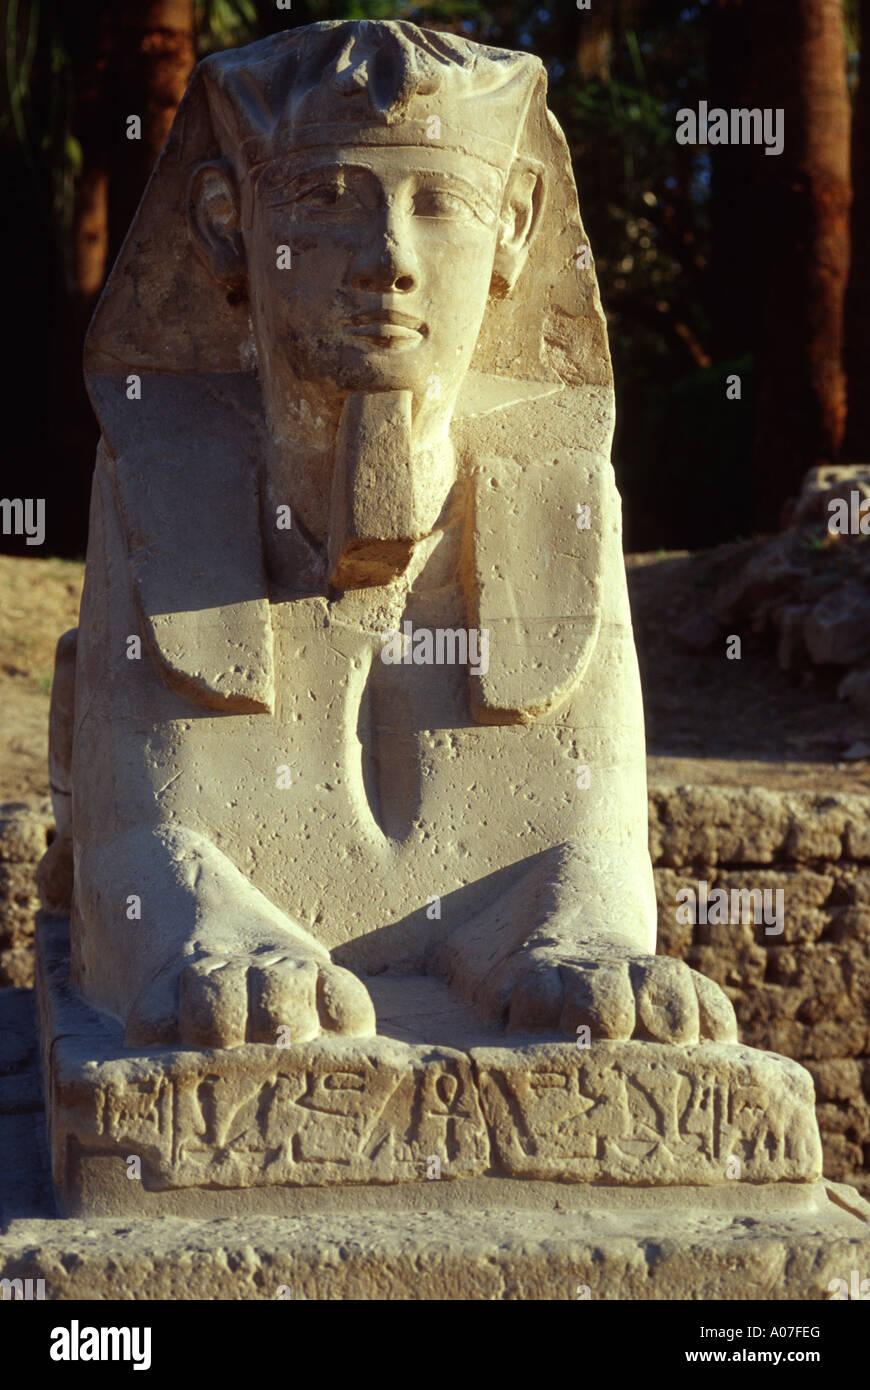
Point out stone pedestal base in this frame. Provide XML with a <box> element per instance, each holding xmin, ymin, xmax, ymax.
<box><xmin>37</xmin><ymin>915</ymin><xmax>824</xmax><ymax>1217</ymax></box>
<box><xmin>10</xmin><ymin>923</ymin><xmax>869</xmax><ymax>1298</ymax></box>
<box><xmin>2</xmin><ymin>1183</ymin><xmax>869</xmax><ymax>1299</ymax></box>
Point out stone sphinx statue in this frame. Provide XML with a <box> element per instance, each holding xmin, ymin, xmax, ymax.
<box><xmin>35</xmin><ymin>22</ymin><xmax>831</xmax><ymax>1237</ymax></box>
<box><xmin>44</xmin><ymin>18</ymin><xmax>734</xmax><ymax>1053</ymax></box>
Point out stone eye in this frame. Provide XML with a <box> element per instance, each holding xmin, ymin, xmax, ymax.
<box><xmin>413</xmin><ymin>188</ymin><xmax>479</xmax><ymax>222</ymax></box>
<box><xmin>295</xmin><ymin>181</ymin><xmax>357</xmax><ymax>210</ymax></box>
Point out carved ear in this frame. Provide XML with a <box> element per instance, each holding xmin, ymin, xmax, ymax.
<box><xmin>490</xmin><ymin>157</ymin><xmax>545</xmax><ymax>299</ymax></box>
<box><xmin>188</xmin><ymin>159</ymin><xmax>246</xmax><ymax>294</ymax></box>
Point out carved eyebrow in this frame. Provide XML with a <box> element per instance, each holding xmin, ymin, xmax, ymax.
<box><xmin>410</xmin><ymin>171</ymin><xmax>498</xmax><ymax>225</ymax></box>
<box><xmin>291</xmin><ymin>164</ymin><xmax>368</xmax><ymax>186</ymax></box>
<box><xmin>259</xmin><ymin>163</ymin><xmax>375</xmax><ymax>204</ymax></box>
<box><xmin>257</xmin><ymin>161</ymin><xmax>500</xmax><ymax>220</ymax></box>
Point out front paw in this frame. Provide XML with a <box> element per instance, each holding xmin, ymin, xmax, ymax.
<box><xmin>126</xmin><ymin>946</ymin><xmax>375</xmax><ymax>1048</ymax></box>
<box><xmin>471</xmin><ymin>942</ymin><xmax>737</xmax><ymax>1044</ymax></box>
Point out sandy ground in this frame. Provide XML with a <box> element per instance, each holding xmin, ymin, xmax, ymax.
<box><xmin>0</xmin><ymin>555</ymin><xmax>82</xmax><ymax>801</ymax></box>
<box><xmin>627</xmin><ymin>548</ymin><xmax>870</xmax><ymax>794</ymax></box>
<box><xmin>1</xmin><ymin>548</ymin><xmax>868</xmax><ymax>802</ymax></box>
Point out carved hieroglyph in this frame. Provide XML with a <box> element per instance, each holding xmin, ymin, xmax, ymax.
<box><xmin>40</xmin><ymin>19</ymin><xmax>743</xmax><ymax>1055</ymax></box>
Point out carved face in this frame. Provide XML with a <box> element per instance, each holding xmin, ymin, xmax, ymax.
<box><xmin>245</xmin><ymin>145</ymin><xmax>503</xmax><ymax>405</ymax></box>
<box><xmin>191</xmin><ymin>141</ymin><xmax>542</xmax><ymax>427</ymax></box>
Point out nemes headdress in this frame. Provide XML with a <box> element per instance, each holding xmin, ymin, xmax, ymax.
<box><xmin>204</xmin><ymin>21</ymin><xmax>541</xmax><ymax>178</ymax></box>
<box><xmin>85</xmin><ymin>22</ymin><xmax>615</xmax><ymax>723</ymax></box>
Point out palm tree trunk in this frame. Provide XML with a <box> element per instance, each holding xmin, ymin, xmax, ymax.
<box><xmin>751</xmin><ymin>0</ymin><xmax>851</xmax><ymax>528</ymax></box>
<box><xmin>107</xmin><ymin>0</ymin><xmax>196</xmax><ymax>265</ymax></box>
<box><xmin>844</xmin><ymin>0</ymin><xmax>870</xmax><ymax>460</ymax></box>
<box><xmin>709</xmin><ymin>0</ymin><xmax>755</xmax><ymax>360</ymax></box>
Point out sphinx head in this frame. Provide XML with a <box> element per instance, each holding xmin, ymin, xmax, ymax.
<box><xmin>83</xmin><ymin>20</ymin><xmax>610</xmax><ymax>707</ymax></box>
<box><xmin>189</xmin><ymin>22</ymin><xmax>545</xmax><ymax>440</ymax></box>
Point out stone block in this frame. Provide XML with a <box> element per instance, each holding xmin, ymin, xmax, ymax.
<box><xmin>37</xmin><ymin>918</ymin><xmax>822</xmax><ymax>1216</ymax></box>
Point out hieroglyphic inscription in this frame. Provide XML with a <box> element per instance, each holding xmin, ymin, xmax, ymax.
<box><xmin>83</xmin><ymin>1043</ymin><xmax>490</xmax><ymax>1188</ymax></box>
<box><xmin>472</xmin><ymin>1045</ymin><xmax>822</xmax><ymax>1184</ymax></box>
<box><xmin>62</xmin><ymin>1041</ymin><xmax>821</xmax><ymax>1190</ymax></box>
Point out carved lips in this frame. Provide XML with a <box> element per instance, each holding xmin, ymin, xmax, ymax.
<box><xmin>343</xmin><ymin>308</ymin><xmax>427</xmax><ymax>348</ymax></box>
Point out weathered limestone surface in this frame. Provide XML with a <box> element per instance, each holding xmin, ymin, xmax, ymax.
<box><xmin>710</xmin><ymin>465</ymin><xmax>870</xmax><ymax>682</ymax></box>
<box><xmin>5</xmin><ymin>974</ymin><xmax>870</xmax><ymax>1299</ymax></box>
<box><xmin>16</xmin><ymin>21</ymin><xmax>850</xmax><ymax>1294</ymax></box>
<box><xmin>57</xmin><ymin>18</ymin><xmax>709</xmax><ymax>1070</ymax></box>
<box><xmin>3</xmin><ymin>1186</ymin><xmax>870</xmax><ymax>1300</ymax></box>
<box><xmin>652</xmin><ymin>783</ymin><xmax>870</xmax><ymax>1193</ymax></box>
<box><xmin>4</xmin><ymin>935</ymin><xmax>867</xmax><ymax>1296</ymax></box>
<box><xmin>650</xmin><ymin>784</ymin><xmax>870</xmax><ymax>865</ymax></box>
<box><xmin>0</xmin><ymin>800</ymin><xmax>51</xmax><ymax>987</ymax></box>
<box><xmin>10</xmin><ymin>783</ymin><xmax>868</xmax><ymax>1200</ymax></box>
<box><xmin>38</xmin><ymin>916</ymin><xmax>821</xmax><ymax>1216</ymax></box>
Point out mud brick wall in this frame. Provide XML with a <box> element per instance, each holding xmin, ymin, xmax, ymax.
<box><xmin>652</xmin><ymin>785</ymin><xmax>870</xmax><ymax>1196</ymax></box>
<box><xmin>0</xmin><ymin>801</ymin><xmax>52</xmax><ymax>989</ymax></box>
<box><xmin>2</xmin><ymin>787</ymin><xmax>869</xmax><ymax>1193</ymax></box>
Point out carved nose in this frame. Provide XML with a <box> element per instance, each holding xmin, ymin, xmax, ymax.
<box><xmin>350</xmin><ymin>231</ymin><xmax>418</xmax><ymax>294</ymax></box>
<box><xmin>353</xmin><ymin>269</ymin><xmax>416</xmax><ymax>293</ymax></box>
